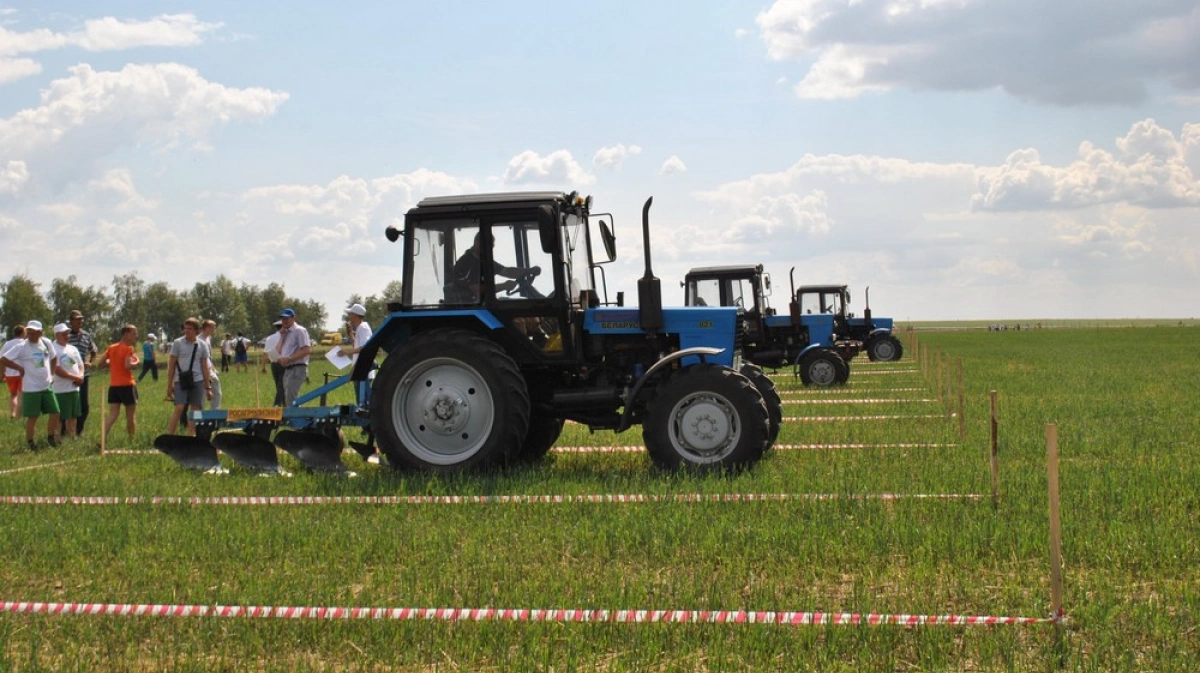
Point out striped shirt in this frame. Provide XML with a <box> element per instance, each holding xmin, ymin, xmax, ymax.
<box><xmin>67</xmin><ymin>329</ymin><xmax>97</xmax><ymax>376</ymax></box>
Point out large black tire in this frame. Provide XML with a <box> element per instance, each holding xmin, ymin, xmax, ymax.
<box><xmin>513</xmin><ymin>413</ymin><xmax>564</xmax><ymax>463</ymax></box>
<box><xmin>643</xmin><ymin>364</ymin><xmax>769</xmax><ymax>471</ymax></box>
<box><xmin>798</xmin><ymin>350</ymin><xmax>845</xmax><ymax>387</ymax></box>
<box><xmin>834</xmin><ymin>356</ymin><xmax>850</xmax><ymax>384</ymax></box>
<box><xmin>866</xmin><ymin>334</ymin><xmax>904</xmax><ymax>362</ymax></box>
<box><xmin>370</xmin><ymin>329</ymin><xmax>530</xmax><ymax>471</ymax></box>
<box><xmin>740</xmin><ymin>363</ymin><xmax>782</xmax><ymax>448</ymax></box>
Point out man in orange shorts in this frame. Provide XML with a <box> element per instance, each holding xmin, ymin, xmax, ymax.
<box><xmin>2</xmin><ymin>324</ymin><xmax>24</xmax><ymax>419</ymax></box>
<box><xmin>100</xmin><ymin>324</ymin><xmax>141</xmax><ymax>447</ymax></box>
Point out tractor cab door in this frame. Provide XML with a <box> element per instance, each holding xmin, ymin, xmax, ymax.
<box><xmin>485</xmin><ymin>217</ymin><xmax>571</xmax><ymax>360</ymax></box>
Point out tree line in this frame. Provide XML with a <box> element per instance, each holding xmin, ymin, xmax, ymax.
<box><xmin>0</xmin><ymin>272</ymin><xmax>401</xmax><ymax>343</ymax></box>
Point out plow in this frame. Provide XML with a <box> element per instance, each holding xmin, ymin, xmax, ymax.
<box><xmin>152</xmin><ymin>373</ymin><xmax>372</xmax><ymax>476</ymax></box>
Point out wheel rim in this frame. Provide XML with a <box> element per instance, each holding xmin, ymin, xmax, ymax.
<box><xmin>666</xmin><ymin>391</ymin><xmax>742</xmax><ymax>464</ymax></box>
<box><xmin>809</xmin><ymin>359</ymin><xmax>839</xmax><ymax>386</ymax></box>
<box><xmin>873</xmin><ymin>340</ymin><xmax>896</xmax><ymax>360</ymax></box>
<box><xmin>391</xmin><ymin>357</ymin><xmax>494</xmax><ymax>466</ymax></box>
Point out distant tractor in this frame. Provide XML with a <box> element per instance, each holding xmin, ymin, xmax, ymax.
<box><xmin>683</xmin><ymin>264</ymin><xmax>851</xmax><ymax>386</ymax></box>
<box><xmin>795</xmin><ymin>283</ymin><xmax>903</xmax><ymax>362</ymax></box>
<box><xmin>161</xmin><ymin>192</ymin><xmax>781</xmax><ymax>474</ymax></box>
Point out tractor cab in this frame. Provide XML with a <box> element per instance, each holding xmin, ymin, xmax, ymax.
<box><xmin>797</xmin><ymin>283</ymin><xmax>901</xmax><ymax>362</ymax></box>
<box><xmin>386</xmin><ymin>191</ymin><xmax>613</xmax><ymax>366</ymax></box>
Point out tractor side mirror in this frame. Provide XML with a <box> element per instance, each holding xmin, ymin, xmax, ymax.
<box><xmin>384</xmin><ymin>226</ymin><xmax>402</xmax><ymax>243</ymax></box>
<box><xmin>598</xmin><ymin>220</ymin><xmax>616</xmax><ymax>262</ymax></box>
<box><xmin>537</xmin><ymin>205</ymin><xmax>559</xmax><ymax>254</ymax></box>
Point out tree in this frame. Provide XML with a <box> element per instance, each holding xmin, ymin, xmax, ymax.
<box><xmin>48</xmin><ymin>276</ymin><xmax>113</xmax><ymax>338</ymax></box>
<box><xmin>144</xmin><ymin>282</ymin><xmax>194</xmax><ymax>342</ymax></box>
<box><xmin>349</xmin><ymin>280</ymin><xmax>402</xmax><ymax>329</ymax></box>
<box><xmin>111</xmin><ymin>272</ymin><xmax>148</xmax><ymax>337</ymax></box>
<box><xmin>0</xmin><ymin>274</ymin><xmax>51</xmax><ymax>333</ymax></box>
<box><xmin>193</xmin><ymin>275</ymin><xmax>249</xmax><ymax>336</ymax></box>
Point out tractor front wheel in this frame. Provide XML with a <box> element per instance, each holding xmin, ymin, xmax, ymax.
<box><xmin>866</xmin><ymin>335</ymin><xmax>904</xmax><ymax>362</ymax></box>
<box><xmin>798</xmin><ymin>350</ymin><xmax>845</xmax><ymax>387</ymax></box>
<box><xmin>643</xmin><ymin>364</ymin><xmax>768</xmax><ymax>471</ymax></box>
<box><xmin>371</xmin><ymin>329</ymin><xmax>530</xmax><ymax>471</ymax></box>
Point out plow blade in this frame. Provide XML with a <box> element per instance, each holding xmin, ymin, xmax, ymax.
<box><xmin>274</xmin><ymin>430</ymin><xmax>356</xmax><ymax>476</ymax></box>
<box><xmin>153</xmin><ymin>434</ymin><xmax>226</xmax><ymax>473</ymax></box>
<box><xmin>211</xmin><ymin>432</ymin><xmax>289</xmax><ymax>475</ymax></box>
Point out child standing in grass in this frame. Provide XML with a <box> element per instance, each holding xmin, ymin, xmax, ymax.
<box><xmin>101</xmin><ymin>325</ymin><xmax>140</xmax><ymax>447</ymax></box>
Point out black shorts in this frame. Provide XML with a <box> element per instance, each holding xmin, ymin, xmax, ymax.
<box><xmin>107</xmin><ymin>385</ymin><xmax>138</xmax><ymax>406</ymax></box>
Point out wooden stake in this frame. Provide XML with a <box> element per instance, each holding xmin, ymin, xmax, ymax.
<box><xmin>957</xmin><ymin>358</ymin><xmax>965</xmax><ymax>437</ymax></box>
<box><xmin>1047</xmin><ymin>423</ymin><xmax>1064</xmax><ymax>621</ymax></box>
<box><xmin>936</xmin><ymin>347</ymin><xmax>944</xmax><ymax>404</ymax></box>
<box><xmin>989</xmin><ymin>390</ymin><xmax>999</xmax><ymax>506</ymax></box>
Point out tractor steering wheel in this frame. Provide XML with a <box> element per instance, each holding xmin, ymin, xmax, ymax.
<box><xmin>505</xmin><ymin>267</ymin><xmax>542</xmax><ymax>298</ymax></box>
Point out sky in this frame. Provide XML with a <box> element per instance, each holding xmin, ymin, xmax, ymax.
<box><xmin>1</xmin><ymin>1</ymin><xmax>1199</xmax><ymax>324</ymax></box>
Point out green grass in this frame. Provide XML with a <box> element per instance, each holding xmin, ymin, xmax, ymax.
<box><xmin>1</xmin><ymin>330</ymin><xmax>1198</xmax><ymax>671</ymax></box>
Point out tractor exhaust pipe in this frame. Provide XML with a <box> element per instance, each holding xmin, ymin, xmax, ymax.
<box><xmin>637</xmin><ymin>196</ymin><xmax>663</xmax><ymax>332</ymax></box>
<box><xmin>864</xmin><ymin>286</ymin><xmax>872</xmax><ymax>322</ymax></box>
<box><xmin>788</xmin><ymin>266</ymin><xmax>800</xmax><ymax>327</ymax></box>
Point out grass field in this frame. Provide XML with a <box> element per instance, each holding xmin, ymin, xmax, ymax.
<box><xmin>1</xmin><ymin>327</ymin><xmax>1198</xmax><ymax>672</ymax></box>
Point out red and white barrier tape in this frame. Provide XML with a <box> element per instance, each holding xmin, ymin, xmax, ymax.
<box><xmin>0</xmin><ymin>493</ymin><xmax>982</xmax><ymax>506</ymax></box>
<box><xmin>783</xmin><ymin>414</ymin><xmax>950</xmax><ymax>422</ymax></box>
<box><xmin>0</xmin><ymin>456</ymin><xmax>98</xmax><ymax>476</ymax></box>
<box><xmin>781</xmin><ymin>398</ymin><xmax>935</xmax><ymax>404</ymax></box>
<box><xmin>552</xmin><ymin>443</ymin><xmax>954</xmax><ymax>453</ymax></box>
<box><xmin>0</xmin><ymin>601</ymin><xmax>1053</xmax><ymax>625</ymax></box>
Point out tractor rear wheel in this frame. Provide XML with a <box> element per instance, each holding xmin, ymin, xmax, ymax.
<box><xmin>867</xmin><ymin>334</ymin><xmax>903</xmax><ymax>362</ymax></box>
<box><xmin>371</xmin><ymin>329</ymin><xmax>530</xmax><ymax>471</ymax></box>
<box><xmin>643</xmin><ymin>364</ymin><xmax>768</xmax><ymax>471</ymax></box>
<box><xmin>740</xmin><ymin>363</ymin><xmax>782</xmax><ymax>447</ymax></box>
<box><xmin>798</xmin><ymin>350</ymin><xmax>844</xmax><ymax>387</ymax></box>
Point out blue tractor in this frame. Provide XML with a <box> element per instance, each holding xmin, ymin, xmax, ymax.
<box><xmin>160</xmin><ymin>193</ymin><xmax>779</xmax><ymax>473</ymax></box>
<box><xmin>795</xmin><ymin>283</ymin><xmax>903</xmax><ymax>362</ymax></box>
<box><xmin>682</xmin><ymin>264</ymin><xmax>851</xmax><ymax>386</ymax></box>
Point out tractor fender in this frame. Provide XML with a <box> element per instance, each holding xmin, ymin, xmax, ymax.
<box><xmin>616</xmin><ymin>346</ymin><xmax>724</xmax><ymax>433</ymax></box>
<box><xmin>793</xmin><ymin>343</ymin><xmax>826</xmax><ymax>362</ymax></box>
<box><xmin>351</xmin><ymin>309</ymin><xmax>503</xmax><ymax>382</ymax></box>
<box><xmin>867</xmin><ymin>327</ymin><xmax>892</xmax><ymax>338</ymax></box>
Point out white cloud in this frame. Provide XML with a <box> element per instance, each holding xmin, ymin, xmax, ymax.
<box><xmin>75</xmin><ymin>14</ymin><xmax>223</xmax><ymax>51</ymax></box>
<box><xmin>0</xmin><ymin>160</ymin><xmax>29</xmax><ymax>196</ymax></box>
<box><xmin>723</xmin><ymin>190</ymin><xmax>833</xmax><ymax>244</ymax></box>
<box><xmin>502</xmin><ymin>149</ymin><xmax>595</xmax><ymax>186</ymax></box>
<box><xmin>659</xmin><ymin>155</ymin><xmax>687</xmax><ymax>175</ymax></box>
<box><xmin>86</xmin><ymin>168</ymin><xmax>158</xmax><ymax>212</ymax></box>
<box><xmin>0</xmin><ymin>14</ymin><xmax>222</xmax><ymax>85</ymax></box>
<box><xmin>756</xmin><ymin>0</ymin><xmax>1200</xmax><ymax>105</ymax></box>
<box><xmin>0</xmin><ymin>63</ymin><xmax>288</xmax><ymax>194</ymax></box>
<box><xmin>592</xmin><ymin>143</ymin><xmax>642</xmax><ymax>170</ymax></box>
<box><xmin>972</xmin><ymin>119</ymin><xmax>1200</xmax><ymax>211</ymax></box>
<box><xmin>0</xmin><ymin>57</ymin><xmax>41</xmax><ymax>84</ymax></box>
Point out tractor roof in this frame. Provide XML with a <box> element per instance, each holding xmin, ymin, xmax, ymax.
<box><xmin>686</xmin><ymin>264</ymin><xmax>764</xmax><ymax>278</ymax></box>
<box><xmin>416</xmin><ymin>191</ymin><xmax>568</xmax><ymax>208</ymax></box>
<box><xmin>797</xmin><ymin>284</ymin><xmax>849</xmax><ymax>293</ymax></box>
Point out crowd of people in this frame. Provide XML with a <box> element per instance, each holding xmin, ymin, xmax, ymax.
<box><xmin>1</xmin><ymin>304</ymin><xmax>373</xmax><ymax>452</ymax></box>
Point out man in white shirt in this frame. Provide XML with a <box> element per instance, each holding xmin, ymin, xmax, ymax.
<box><xmin>51</xmin><ymin>323</ymin><xmax>85</xmax><ymax>439</ymax></box>
<box><xmin>0</xmin><ymin>320</ymin><xmax>60</xmax><ymax>451</ymax></box>
<box><xmin>275</xmin><ymin>308</ymin><xmax>311</xmax><ymax>407</ymax></box>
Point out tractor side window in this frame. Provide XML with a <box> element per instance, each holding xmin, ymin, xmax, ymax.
<box><xmin>690</xmin><ymin>279</ymin><xmax>719</xmax><ymax>307</ymax></box>
<box><xmin>410</xmin><ymin>221</ymin><xmax>465</xmax><ymax>307</ymax></box>
<box><xmin>492</xmin><ymin>220</ymin><xmax>554</xmax><ymax>300</ymax></box>
<box><xmin>799</xmin><ymin>292</ymin><xmax>822</xmax><ymax>315</ymax></box>
<box><xmin>728</xmin><ymin>279</ymin><xmax>751</xmax><ymax>310</ymax></box>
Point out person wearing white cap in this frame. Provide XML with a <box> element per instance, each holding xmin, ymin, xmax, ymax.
<box><xmin>51</xmin><ymin>323</ymin><xmax>85</xmax><ymax>439</ymax></box>
<box><xmin>0</xmin><ymin>320</ymin><xmax>61</xmax><ymax>451</ymax></box>
<box><xmin>336</xmin><ymin>303</ymin><xmax>372</xmax><ymax>367</ymax></box>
